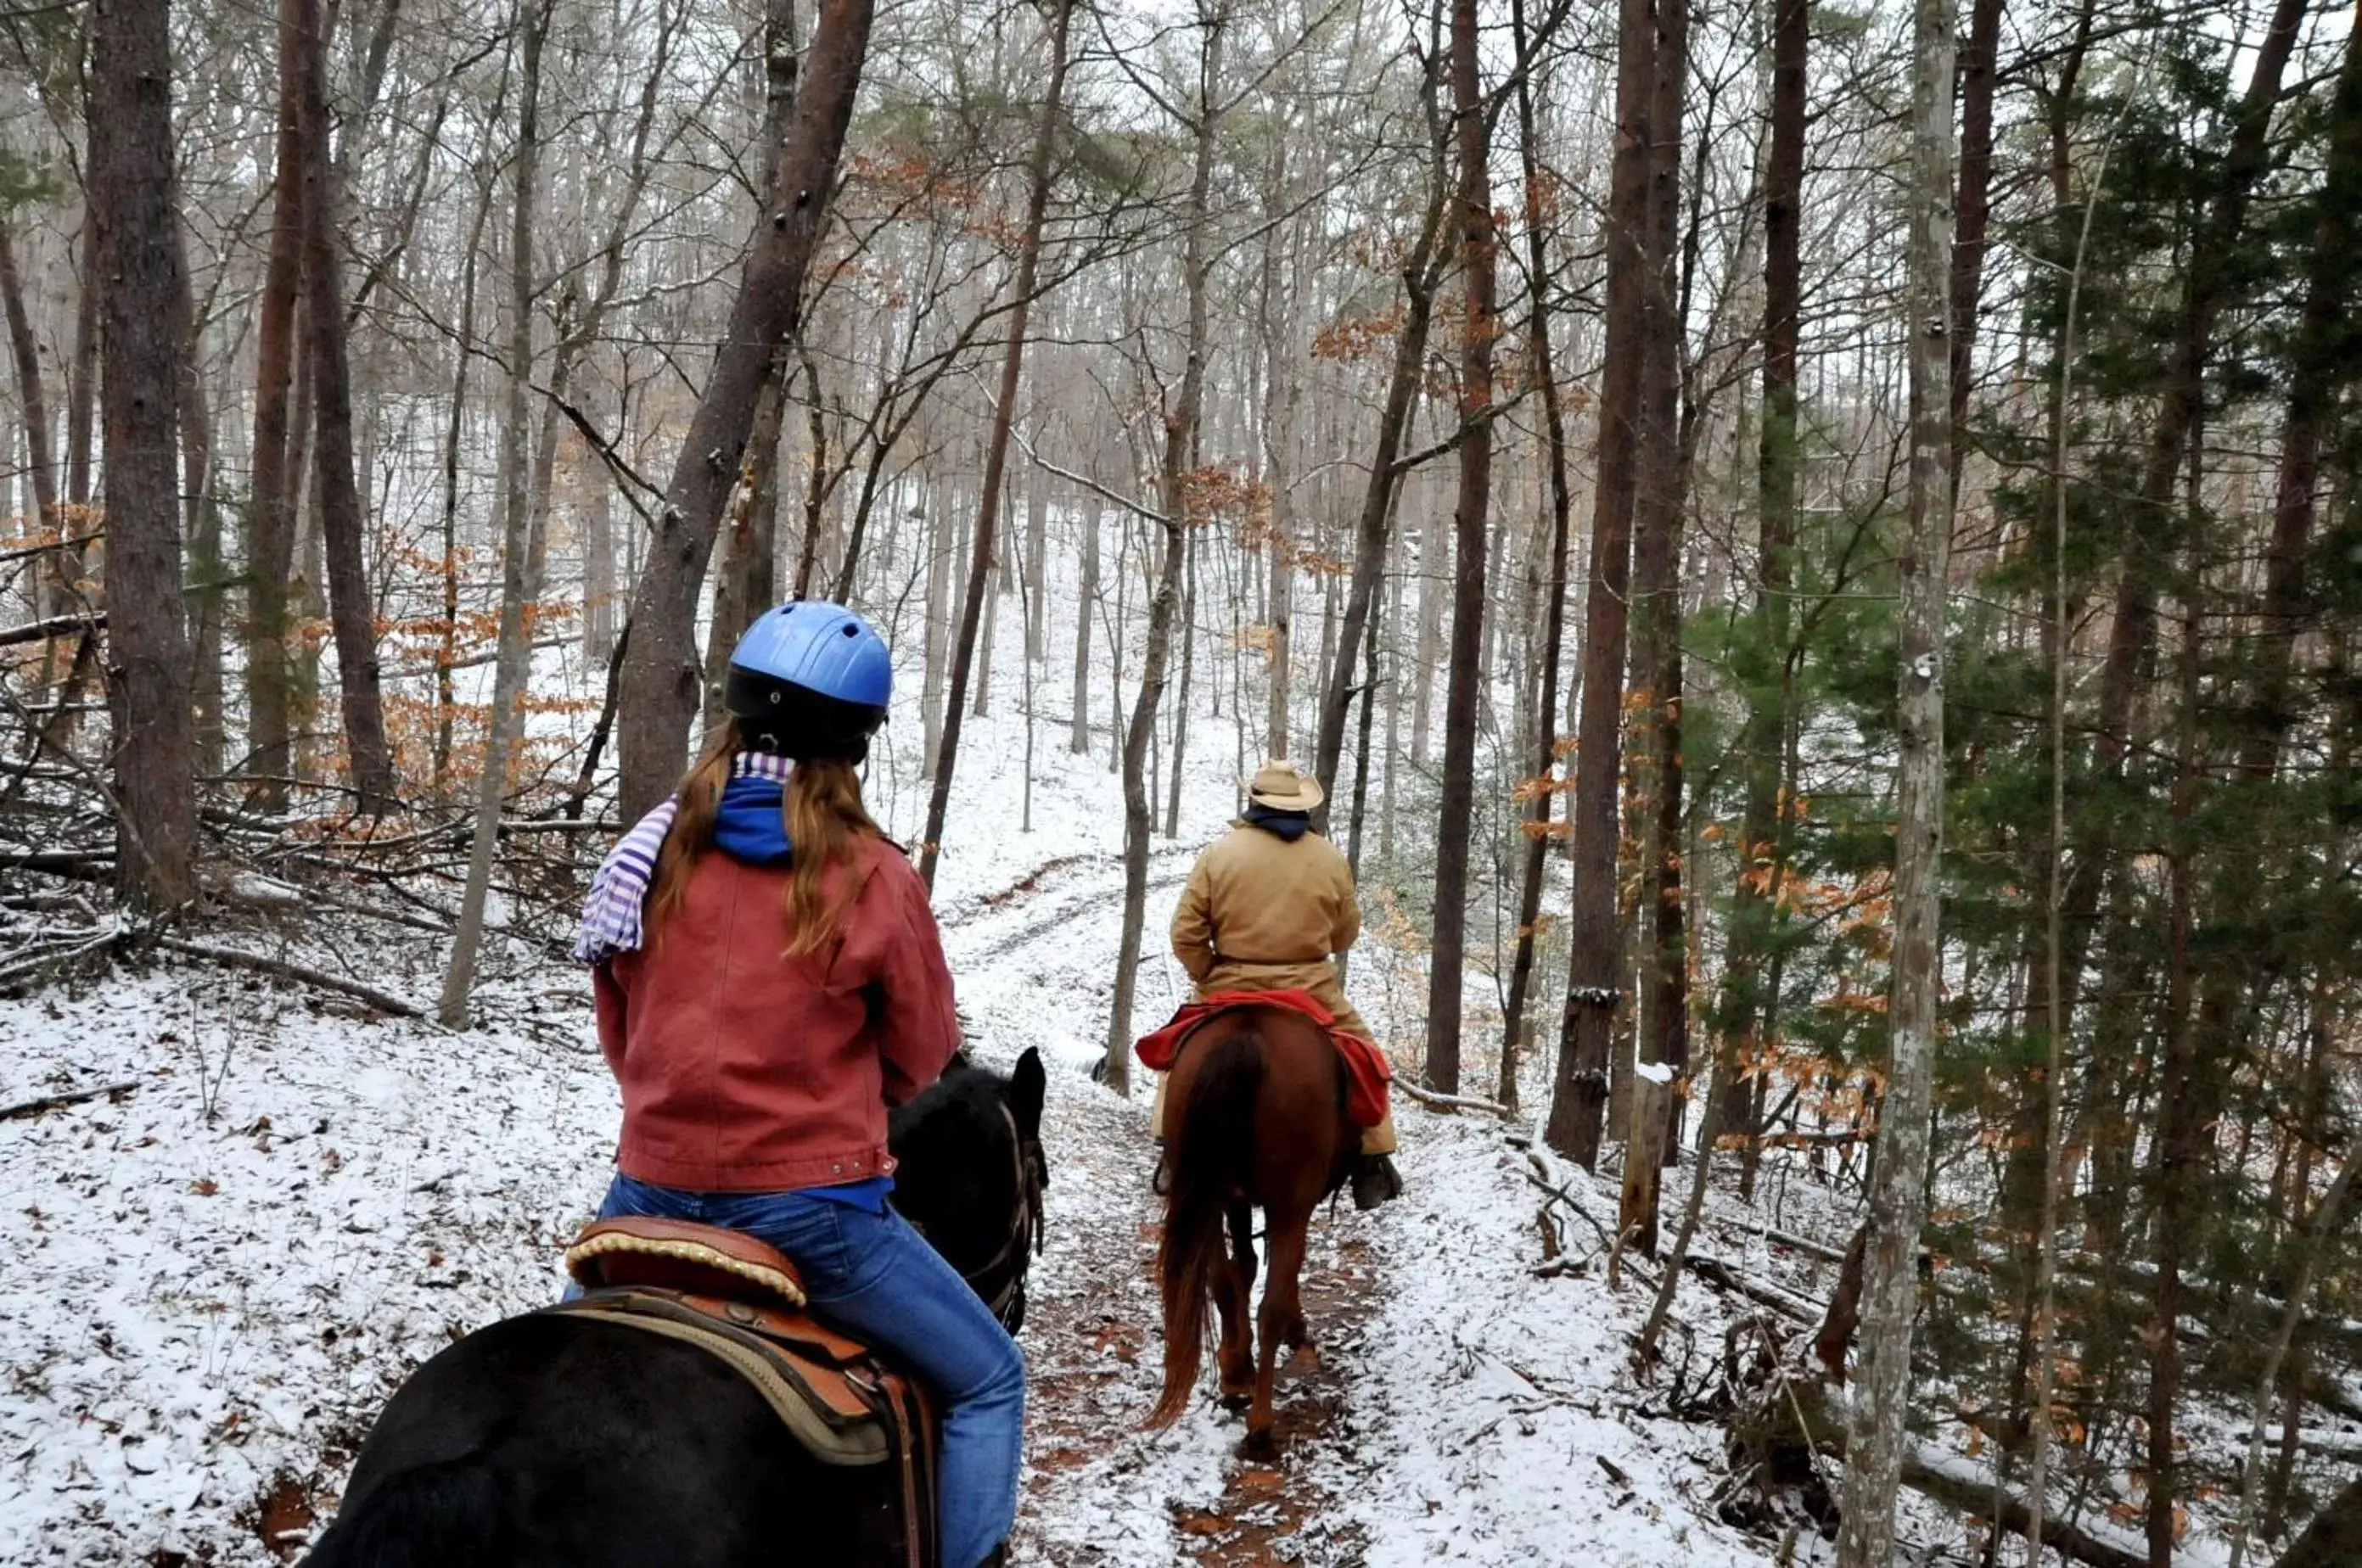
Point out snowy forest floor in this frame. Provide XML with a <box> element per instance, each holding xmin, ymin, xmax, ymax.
<box><xmin>1</xmin><ymin>832</ymin><xmax>1834</xmax><ymax>1568</ymax></box>
<box><xmin>6</xmin><ymin>632</ymin><xmax>2297</xmax><ymax>1566</ymax></box>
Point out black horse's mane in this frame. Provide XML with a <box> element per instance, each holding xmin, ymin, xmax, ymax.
<box><xmin>892</xmin><ymin>1057</ymin><xmax>1015</xmax><ymax>1180</ymax></box>
<box><xmin>886</xmin><ymin>1049</ymin><xmax>1046</xmax><ymax>1308</ymax></box>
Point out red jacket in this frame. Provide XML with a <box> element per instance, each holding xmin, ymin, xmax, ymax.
<box><xmin>592</xmin><ymin>837</ymin><xmax>961</xmax><ymax>1192</ymax></box>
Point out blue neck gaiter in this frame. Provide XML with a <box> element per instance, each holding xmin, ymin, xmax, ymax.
<box><xmin>715</xmin><ymin>774</ymin><xmax>794</xmax><ymax>866</ymax></box>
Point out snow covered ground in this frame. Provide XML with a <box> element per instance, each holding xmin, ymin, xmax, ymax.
<box><xmin>0</xmin><ymin>656</ymin><xmax>1809</xmax><ymax>1568</ymax></box>
<box><xmin>4</xmin><ymin>554</ymin><xmax>2214</xmax><ymax>1566</ymax></box>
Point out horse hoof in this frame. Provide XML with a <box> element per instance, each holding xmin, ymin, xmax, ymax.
<box><xmin>1220</xmin><ymin>1389</ymin><xmax>1252</xmax><ymax>1413</ymax></box>
<box><xmin>1240</xmin><ymin>1426</ymin><xmax>1278</xmax><ymax>1459</ymax></box>
<box><xmin>1289</xmin><ymin>1345</ymin><xmax>1322</xmax><ymax>1374</ymax></box>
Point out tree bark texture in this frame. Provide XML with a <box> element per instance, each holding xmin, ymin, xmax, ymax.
<box><xmin>1832</xmin><ymin>0</ymin><xmax>1954</xmax><ymax>1556</ymax></box>
<box><xmin>92</xmin><ymin>0</ymin><xmax>198</xmax><ymax>910</ymax></box>
<box><xmin>1423</xmin><ymin>0</ymin><xmax>1497</xmax><ymax>1096</ymax></box>
<box><xmin>1544</xmin><ymin>0</ymin><xmax>1651</xmax><ymax>1168</ymax></box>
<box><xmin>1714</xmin><ymin>0</ymin><xmax>1805</xmax><ymax>1153</ymax></box>
<box><xmin>440</xmin><ymin>0</ymin><xmax>548</xmax><ymax>1027</ymax></box>
<box><xmin>1496</xmin><ymin>0</ymin><xmax>1575</xmax><ymax>1089</ymax></box>
<box><xmin>1619</xmin><ymin>0</ymin><xmax>1689</xmax><ymax>1255</ymax></box>
<box><xmin>616</xmin><ymin>0</ymin><xmax>876</xmax><ymax>820</ymax></box>
<box><xmin>245</xmin><ymin>0</ymin><xmax>311</xmax><ymax>807</ymax></box>
<box><xmin>297</xmin><ymin>0</ymin><xmax>399</xmax><ymax>809</ymax></box>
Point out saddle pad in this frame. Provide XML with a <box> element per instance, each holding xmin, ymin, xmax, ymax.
<box><xmin>1135</xmin><ymin>988</ymin><xmax>1394</xmax><ymax>1127</ymax></box>
<box><xmin>549</xmin><ymin>1291</ymin><xmax>889</xmax><ymax>1466</ymax></box>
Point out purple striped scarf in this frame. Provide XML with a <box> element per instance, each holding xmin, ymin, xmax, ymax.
<box><xmin>573</xmin><ymin>751</ymin><xmax>794</xmax><ymax>965</ymax></box>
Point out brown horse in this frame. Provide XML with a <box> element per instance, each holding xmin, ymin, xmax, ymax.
<box><xmin>1147</xmin><ymin>1003</ymin><xmax>1356</xmax><ymax>1453</ymax></box>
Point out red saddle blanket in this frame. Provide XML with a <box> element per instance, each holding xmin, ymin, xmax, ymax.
<box><xmin>1135</xmin><ymin>988</ymin><xmax>1392</xmax><ymax>1128</ymax></box>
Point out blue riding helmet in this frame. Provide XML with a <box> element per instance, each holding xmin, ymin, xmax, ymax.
<box><xmin>725</xmin><ymin>601</ymin><xmax>892</xmax><ymax>760</ymax></box>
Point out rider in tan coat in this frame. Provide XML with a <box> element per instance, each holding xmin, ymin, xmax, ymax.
<box><xmin>1153</xmin><ymin>759</ymin><xmax>1402</xmax><ymax>1209</ymax></box>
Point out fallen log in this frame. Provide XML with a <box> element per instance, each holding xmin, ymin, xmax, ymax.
<box><xmin>1397</xmin><ymin>1078</ymin><xmax>1514</xmax><ymax>1117</ymax></box>
<box><xmin>158</xmin><ymin>938</ymin><xmax>430</xmax><ymax>1021</ymax></box>
<box><xmin>1682</xmin><ymin>1252</ymin><xmax>1822</xmax><ymax>1326</ymax></box>
<box><xmin>1899</xmin><ymin>1445</ymin><xmax>2148</xmax><ymax>1568</ymax></box>
<box><xmin>1734</xmin><ymin>1375</ymin><xmax>2156</xmax><ymax>1568</ymax></box>
<box><xmin>0</xmin><ymin>1079</ymin><xmax>137</xmax><ymax>1119</ymax></box>
<box><xmin>0</xmin><ymin>612</ymin><xmax>104</xmax><ymax>648</ymax></box>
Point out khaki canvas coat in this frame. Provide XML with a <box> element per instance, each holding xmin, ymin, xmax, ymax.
<box><xmin>1169</xmin><ymin>822</ymin><xmax>1370</xmax><ymax>1041</ymax></box>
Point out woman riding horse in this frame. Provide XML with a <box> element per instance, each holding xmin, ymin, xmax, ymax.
<box><xmin>574</xmin><ymin>600</ymin><xmax>1023</xmax><ymax>1568</ymax></box>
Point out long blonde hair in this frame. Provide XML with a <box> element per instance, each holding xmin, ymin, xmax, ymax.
<box><xmin>645</xmin><ymin>720</ymin><xmax>882</xmax><ymax>959</ymax></box>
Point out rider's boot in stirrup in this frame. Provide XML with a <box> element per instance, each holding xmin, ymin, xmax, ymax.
<box><xmin>1351</xmin><ymin>1153</ymin><xmax>1403</xmax><ymax>1211</ymax></box>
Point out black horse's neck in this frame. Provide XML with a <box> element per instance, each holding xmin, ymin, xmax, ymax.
<box><xmin>885</xmin><ymin>1053</ymin><xmax>1047</xmax><ymax>1334</ymax></box>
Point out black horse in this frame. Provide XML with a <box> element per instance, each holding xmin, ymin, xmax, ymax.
<box><xmin>300</xmin><ymin>1047</ymin><xmax>1047</xmax><ymax>1567</ymax></box>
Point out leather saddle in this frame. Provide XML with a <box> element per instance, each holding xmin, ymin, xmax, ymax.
<box><xmin>550</xmin><ymin>1217</ymin><xmax>939</xmax><ymax>1568</ymax></box>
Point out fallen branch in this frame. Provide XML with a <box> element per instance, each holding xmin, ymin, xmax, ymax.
<box><xmin>1900</xmin><ymin>1445</ymin><xmax>2147</xmax><ymax>1568</ymax></box>
<box><xmin>0</xmin><ymin>1078</ymin><xmax>137</xmax><ymax>1119</ymax></box>
<box><xmin>0</xmin><ymin>850</ymin><xmax>112</xmax><ymax>883</ymax></box>
<box><xmin>158</xmin><ymin>938</ymin><xmax>431</xmax><ymax>1021</ymax></box>
<box><xmin>213</xmin><ymin>873</ymin><xmax>453</xmax><ymax>936</ymax></box>
<box><xmin>0</xmin><ymin>529</ymin><xmax>102</xmax><ymax>564</ymax></box>
<box><xmin>2238</xmin><ymin>1424</ymin><xmax>2362</xmax><ymax>1460</ymax></box>
<box><xmin>1523</xmin><ymin>1151</ymin><xmax>1616</xmax><ymax>1246</ymax></box>
<box><xmin>1762</xmin><ymin>1224</ymin><xmax>1854</xmax><ymax>1265</ymax></box>
<box><xmin>1396</xmin><ymin>1078</ymin><xmax>1514</xmax><ymax>1117</ymax></box>
<box><xmin>1682</xmin><ymin>1252</ymin><xmax>1823</xmax><ymax>1326</ymax></box>
<box><xmin>0</xmin><ymin>613</ymin><xmax>105</xmax><ymax>648</ymax></box>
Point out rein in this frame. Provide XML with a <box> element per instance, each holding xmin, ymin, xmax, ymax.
<box><xmin>953</xmin><ymin>1102</ymin><xmax>1046</xmax><ymax>1332</ymax></box>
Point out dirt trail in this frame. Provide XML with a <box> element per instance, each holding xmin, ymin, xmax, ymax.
<box><xmin>1018</xmin><ymin>1162</ymin><xmax>1382</xmax><ymax>1568</ymax></box>
<box><xmin>945</xmin><ymin>849</ymin><xmax>1388</xmax><ymax>1566</ymax></box>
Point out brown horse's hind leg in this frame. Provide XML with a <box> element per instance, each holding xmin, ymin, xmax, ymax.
<box><xmin>1217</xmin><ymin>1201</ymin><xmax>1257</xmax><ymax>1408</ymax></box>
<box><xmin>1245</xmin><ymin>1205</ymin><xmax>1311</xmax><ymax>1455</ymax></box>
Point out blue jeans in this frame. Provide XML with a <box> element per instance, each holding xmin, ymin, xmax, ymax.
<box><xmin>584</xmin><ymin>1173</ymin><xmax>1025</xmax><ymax>1568</ymax></box>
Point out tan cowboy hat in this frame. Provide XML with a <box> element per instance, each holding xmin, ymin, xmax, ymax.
<box><xmin>1243</xmin><ymin>759</ymin><xmax>1324</xmax><ymax>813</ymax></box>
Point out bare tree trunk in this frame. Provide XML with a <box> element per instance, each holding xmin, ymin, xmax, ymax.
<box><xmin>440</xmin><ymin>0</ymin><xmax>549</xmax><ymax>1028</ymax></box>
<box><xmin>65</xmin><ymin>216</ymin><xmax>95</xmax><ymax>516</ymax></box>
<box><xmin>1411</xmin><ymin>503</ymin><xmax>1440</xmax><ymax>764</ymax></box>
<box><xmin>0</xmin><ymin>230</ymin><xmax>56</xmax><ymax>545</ymax></box>
<box><xmin>707</xmin><ymin>358</ymin><xmax>792</xmax><ymax>731</ymax></box>
<box><xmin>1948</xmin><ymin>0</ymin><xmax>2004</xmax><ymax>466</ymax></box>
<box><xmin>1495</xmin><ymin>0</ymin><xmax>1574</xmax><ymax>1072</ymax></box>
<box><xmin>1106</xmin><ymin>1</ymin><xmax>1221</xmax><ymax>1080</ymax></box>
<box><xmin>1832</xmin><ymin>0</ymin><xmax>1953</xmax><ymax>1554</ymax></box>
<box><xmin>1260</xmin><ymin>174</ymin><xmax>1297</xmax><ymax>762</ymax></box>
<box><xmin>0</xmin><ymin>227</ymin><xmax>69</xmax><ymax>692</ymax></box>
<box><xmin>297</xmin><ymin>0</ymin><xmax>398</xmax><ymax>810</ymax></box>
<box><xmin>1544</xmin><ymin>0</ymin><xmax>1650</xmax><ymax>1168</ymax></box>
<box><xmin>93</xmin><ymin>0</ymin><xmax>197</xmax><ymax>910</ymax></box>
<box><xmin>1619</xmin><ymin>0</ymin><xmax>1690</xmax><ymax>1256</ymax></box>
<box><xmin>973</xmin><ymin>508</ymin><xmax>1000</xmax><ymax>718</ymax></box>
<box><xmin>792</xmin><ymin>353</ymin><xmax>830</xmax><ymax>599</ymax></box>
<box><xmin>616</xmin><ymin>0</ymin><xmax>875</xmax><ymax>820</ymax></box>
<box><xmin>179</xmin><ymin>252</ymin><xmax>224</xmax><ymax>779</ymax></box>
<box><xmin>245</xmin><ymin>0</ymin><xmax>310</xmax><ymax>807</ymax></box>
<box><xmin>1024</xmin><ymin>466</ymin><xmax>1047</xmax><ymax>662</ymax></box>
<box><xmin>1072</xmin><ymin>499</ymin><xmax>1097</xmax><ymax>756</ymax></box>
<box><xmin>432</xmin><ymin>171</ymin><xmax>493</xmax><ymax>793</ymax></box>
<box><xmin>918</xmin><ymin>0</ymin><xmax>1070</xmax><ymax>886</ymax></box>
<box><xmin>1716</xmin><ymin>0</ymin><xmax>1805</xmax><ymax>1165</ymax></box>
<box><xmin>1165</xmin><ymin>521</ymin><xmax>1196</xmax><ymax>838</ymax></box>
<box><xmin>1424</xmin><ymin>0</ymin><xmax>1497</xmax><ymax>1096</ymax></box>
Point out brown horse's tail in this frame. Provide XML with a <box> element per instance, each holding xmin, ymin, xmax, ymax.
<box><xmin>1147</xmin><ymin>1025</ymin><xmax>1263</xmax><ymax>1429</ymax></box>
